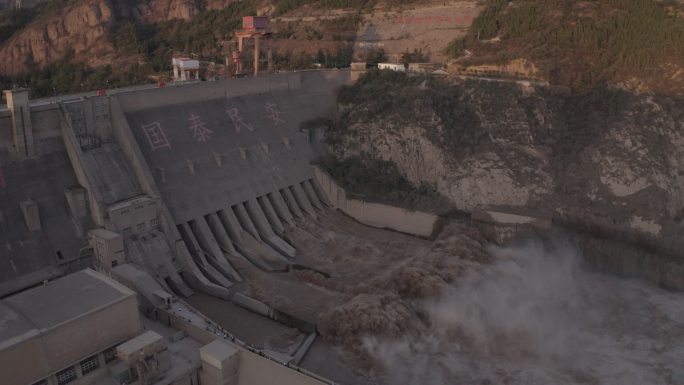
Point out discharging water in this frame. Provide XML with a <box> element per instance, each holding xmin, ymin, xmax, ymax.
<box><xmin>364</xmin><ymin>241</ymin><xmax>684</xmax><ymax>385</ymax></box>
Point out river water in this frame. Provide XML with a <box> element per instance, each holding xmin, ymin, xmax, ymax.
<box><xmin>364</xmin><ymin>241</ymin><xmax>684</xmax><ymax>385</ymax></box>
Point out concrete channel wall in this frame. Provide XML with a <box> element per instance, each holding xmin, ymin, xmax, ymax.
<box><xmin>158</xmin><ymin>307</ymin><xmax>329</xmax><ymax>385</ymax></box>
<box><xmin>312</xmin><ymin>166</ymin><xmax>438</xmax><ymax>238</ymax></box>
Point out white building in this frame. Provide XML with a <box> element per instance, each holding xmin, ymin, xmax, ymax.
<box><xmin>377</xmin><ymin>63</ymin><xmax>406</xmax><ymax>72</ymax></box>
<box><xmin>408</xmin><ymin>62</ymin><xmax>443</xmax><ymax>74</ymax></box>
<box><xmin>172</xmin><ymin>58</ymin><xmax>200</xmax><ymax>81</ymax></box>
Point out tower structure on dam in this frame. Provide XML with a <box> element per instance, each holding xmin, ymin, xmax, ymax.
<box><xmin>235</xmin><ymin>16</ymin><xmax>272</xmax><ymax>76</ymax></box>
<box><xmin>3</xmin><ymin>88</ymin><xmax>34</xmax><ymax>159</ymax></box>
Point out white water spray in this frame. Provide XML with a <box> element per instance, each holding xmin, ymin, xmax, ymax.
<box><xmin>364</xmin><ymin>241</ymin><xmax>684</xmax><ymax>385</ymax></box>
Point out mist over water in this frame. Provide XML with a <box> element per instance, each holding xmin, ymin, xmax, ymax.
<box><xmin>364</xmin><ymin>241</ymin><xmax>684</xmax><ymax>385</ymax></box>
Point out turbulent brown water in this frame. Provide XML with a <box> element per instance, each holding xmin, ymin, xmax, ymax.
<box><xmin>364</xmin><ymin>241</ymin><xmax>684</xmax><ymax>385</ymax></box>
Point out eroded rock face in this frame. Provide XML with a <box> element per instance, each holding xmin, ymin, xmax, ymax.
<box><xmin>333</xmin><ymin>79</ymin><xmax>684</xmax><ymax>252</ymax></box>
<box><xmin>0</xmin><ymin>0</ymin><xmax>204</xmax><ymax>75</ymax></box>
<box><xmin>205</xmin><ymin>0</ymin><xmax>234</xmax><ymax>11</ymax></box>
<box><xmin>114</xmin><ymin>0</ymin><xmax>200</xmax><ymax>24</ymax></box>
<box><xmin>0</xmin><ymin>0</ymin><xmax>115</xmax><ymax>75</ymax></box>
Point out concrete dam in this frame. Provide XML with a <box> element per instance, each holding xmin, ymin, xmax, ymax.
<box><xmin>1</xmin><ymin>69</ymin><xmax>375</xmax><ymax>380</ymax></box>
<box><xmin>4</xmin><ymin>70</ymin><xmax>684</xmax><ymax>385</ymax></box>
<box><xmin>1</xmin><ymin>70</ymin><xmax>340</xmax><ymax>292</ymax></box>
<box><xmin>4</xmin><ymin>69</ymin><xmax>451</xmax><ymax>383</ymax></box>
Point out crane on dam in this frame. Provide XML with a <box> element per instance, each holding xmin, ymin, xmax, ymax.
<box><xmin>234</xmin><ymin>16</ymin><xmax>273</xmax><ymax>77</ymax></box>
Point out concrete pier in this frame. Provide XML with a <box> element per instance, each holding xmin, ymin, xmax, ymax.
<box><xmin>302</xmin><ymin>180</ymin><xmax>324</xmax><ymax>210</ymax></box>
<box><xmin>245</xmin><ymin>199</ymin><xmax>295</xmax><ymax>258</ymax></box>
<box><xmin>291</xmin><ymin>184</ymin><xmax>317</xmax><ymax>218</ymax></box>
<box><xmin>178</xmin><ymin>223</ymin><xmax>234</xmax><ymax>288</ymax></box>
<box><xmin>234</xmin><ymin>203</ymin><xmax>262</xmax><ymax>241</ymax></box>
<box><xmin>205</xmin><ymin>213</ymin><xmax>238</xmax><ymax>254</ymax></box>
<box><xmin>281</xmin><ymin>187</ymin><xmax>304</xmax><ymax>219</ymax></box>
<box><xmin>257</xmin><ymin>195</ymin><xmax>284</xmax><ymax>233</ymax></box>
<box><xmin>268</xmin><ymin>191</ymin><xmax>295</xmax><ymax>224</ymax></box>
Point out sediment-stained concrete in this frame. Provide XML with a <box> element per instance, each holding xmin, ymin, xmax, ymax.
<box><xmin>117</xmin><ymin>71</ymin><xmax>347</xmax><ymax>225</ymax></box>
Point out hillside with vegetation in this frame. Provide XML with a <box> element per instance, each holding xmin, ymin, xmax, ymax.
<box><xmin>0</xmin><ymin>0</ymin><xmax>378</xmax><ymax>98</ymax></box>
<box><xmin>447</xmin><ymin>0</ymin><xmax>684</xmax><ymax>93</ymax></box>
<box><xmin>0</xmin><ymin>0</ymin><xmax>258</xmax><ymax>96</ymax></box>
<box><xmin>0</xmin><ymin>0</ymin><xmax>683</xmax><ymax>98</ymax></box>
<box><xmin>326</xmin><ymin>69</ymin><xmax>684</xmax><ymax>283</ymax></box>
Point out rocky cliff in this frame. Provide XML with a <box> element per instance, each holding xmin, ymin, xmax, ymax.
<box><xmin>0</xmin><ymin>0</ymin><xmax>227</xmax><ymax>75</ymax></box>
<box><xmin>113</xmin><ymin>0</ymin><xmax>201</xmax><ymax>24</ymax></box>
<box><xmin>328</xmin><ymin>72</ymin><xmax>684</xmax><ymax>285</ymax></box>
<box><xmin>0</xmin><ymin>0</ymin><xmax>115</xmax><ymax>75</ymax></box>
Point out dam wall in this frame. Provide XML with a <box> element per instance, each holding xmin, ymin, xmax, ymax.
<box><xmin>0</xmin><ymin>95</ymin><xmax>94</xmax><ymax>296</ymax></box>
<box><xmin>116</xmin><ymin>70</ymin><xmax>347</xmax><ymax>223</ymax></box>
<box><xmin>108</xmin><ymin>70</ymin><xmax>349</xmax><ymax>292</ymax></box>
<box><xmin>0</xmin><ymin>70</ymin><xmax>349</xmax><ymax>298</ymax></box>
<box><xmin>312</xmin><ymin>165</ymin><xmax>438</xmax><ymax>238</ymax></box>
<box><xmin>0</xmin><ymin>104</ymin><xmax>63</xmax><ymax>160</ymax></box>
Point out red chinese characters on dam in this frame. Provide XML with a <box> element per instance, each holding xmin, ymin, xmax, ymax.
<box><xmin>227</xmin><ymin>107</ymin><xmax>253</xmax><ymax>133</ymax></box>
<box><xmin>265</xmin><ymin>102</ymin><xmax>286</xmax><ymax>125</ymax></box>
<box><xmin>141</xmin><ymin>121</ymin><xmax>172</xmax><ymax>151</ymax></box>
<box><xmin>140</xmin><ymin>104</ymin><xmax>285</xmax><ymax>150</ymax></box>
<box><xmin>188</xmin><ymin>113</ymin><xmax>213</xmax><ymax>142</ymax></box>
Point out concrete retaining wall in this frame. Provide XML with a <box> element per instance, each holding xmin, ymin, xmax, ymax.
<box><xmin>312</xmin><ymin>166</ymin><xmax>437</xmax><ymax>238</ymax></box>
<box><xmin>157</xmin><ymin>307</ymin><xmax>329</xmax><ymax>385</ymax></box>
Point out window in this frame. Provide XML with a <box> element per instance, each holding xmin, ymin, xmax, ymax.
<box><xmin>104</xmin><ymin>347</ymin><xmax>117</xmax><ymax>363</ymax></box>
<box><xmin>56</xmin><ymin>366</ymin><xmax>77</xmax><ymax>385</ymax></box>
<box><xmin>111</xmin><ymin>260</ymin><xmax>118</xmax><ymax>268</ymax></box>
<box><xmin>137</xmin><ymin>222</ymin><xmax>146</xmax><ymax>232</ymax></box>
<box><xmin>150</xmin><ymin>217</ymin><xmax>159</xmax><ymax>227</ymax></box>
<box><xmin>80</xmin><ymin>355</ymin><xmax>100</xmax><ymax>375</ymax></box>
<box><xmin>123</xmin><ymin>227</ymin><xmax>131</xmax><ymax>236</ymax></box>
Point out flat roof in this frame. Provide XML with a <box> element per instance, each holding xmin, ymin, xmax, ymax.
<box><xmin>89</xmin><ymin>228</ymin><xmax>121</xmax><ymax>240</ymax></box>
<box><xmin>0</xmin><ymin>269</ymin><xmax>135</xmax><ymax>349</ymax></box>
<box><xmin>0</xmin><ymin>302</ymin><xmax>38</xmax><ymax>350</ymax></box>
<box><xmin>200</xmin><ymin>339</ymin><xmax>239</xmax><ymax>369</ymax></box>
<box><xmin>117</xmin><ymin>330</ymin><xmax>164</xmax><ymax>356</ymax></box>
